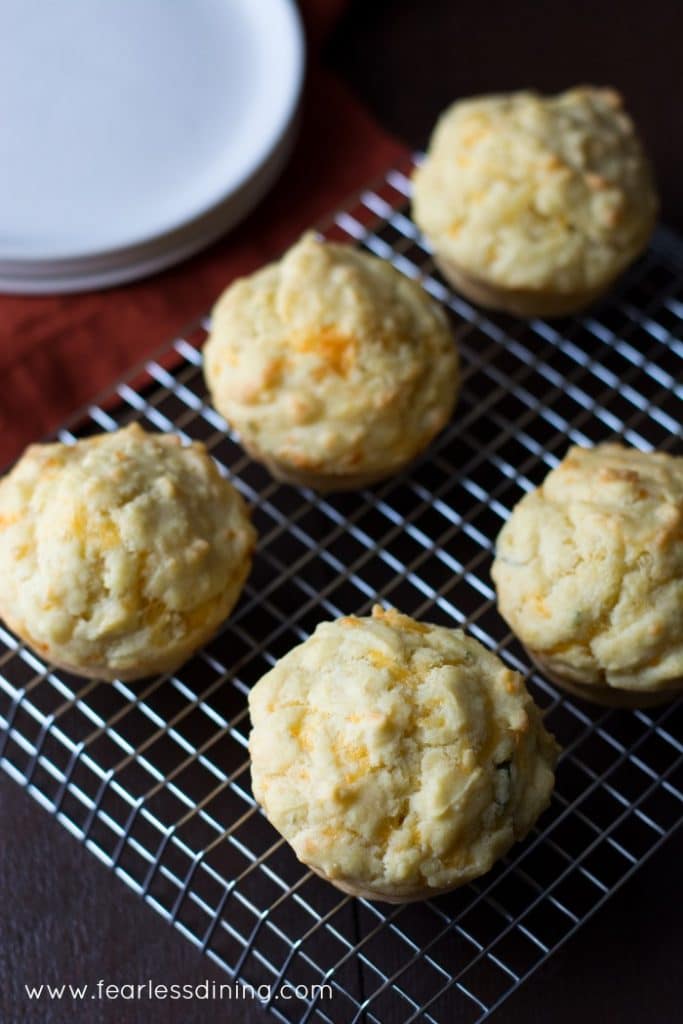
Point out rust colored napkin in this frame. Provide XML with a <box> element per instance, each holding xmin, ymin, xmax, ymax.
<box><xmin>0</xmin><ymin>0</ymin><xmax>407</xmax><ymax>467</ymax></box>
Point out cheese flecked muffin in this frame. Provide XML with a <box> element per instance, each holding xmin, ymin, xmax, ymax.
<box><xmin>412</xmin><ymin>87</ymin><xmax>658</xmax><ymax>317</ymax></box>
<box><xmin>0</xmin><ymin>424</ymin><xmax>256</xmax><ymax>680</ymax></box>
<box><xmin>492</xmin><ymin>445</ymin><xmax>683</xmax><ymax>706</ymax></box>
<box><xmin>249</xmin><ymin>606</ymin><xmax>558</xmax><ymax>902</ymax></box>
<box><xmin>203</xmin><ymin>233</ymin><xmax>459</xmax><ymax>491</ymax></box>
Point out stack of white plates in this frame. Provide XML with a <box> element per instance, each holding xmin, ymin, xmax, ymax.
<box><xmin>0</xmin><ymin>0</ymin><xmax>304</xmax><ymax>293</ymax></box>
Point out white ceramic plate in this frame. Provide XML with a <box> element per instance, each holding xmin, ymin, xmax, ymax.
<box><xmin>0</xmin><ymin>0</ymin><xmax>304</xmax><ymax>289</ymax></box>
<box><xmin>0</xmin><ymin>114</ymin><xmax>298</xmax><ymax>293</ymax></box>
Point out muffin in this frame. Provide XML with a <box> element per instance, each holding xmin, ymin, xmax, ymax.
<box><xmin>203</xmin><ymin>233</ymin><xmax>459</xmax><ymax>491</ymax></box>
<box><xmin>412</xmin><ymin>87</ymin><xmax>658</xmax><ymax>317</ymax></box>
<box><xmin>492</xmin><ymin>444</ymin><xmax>683</xmax><ymax>707</ymax></box>
<box><xmin>0</xmin><ymin>424</ymin><xmax>256</xmax><ymax>681</ymax></box>
<box><xmin>248</xmin><ymin>606</ymin><xmax>558</xmax><ymax>902</ymax></box>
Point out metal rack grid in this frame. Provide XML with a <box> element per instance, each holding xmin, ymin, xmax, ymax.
<box><xmin>1</xmin><ymin>153</ymin><xmax>682</xmax><ymax>1023</ymax></box>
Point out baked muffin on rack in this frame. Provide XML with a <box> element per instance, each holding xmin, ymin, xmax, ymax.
<box><xmin>491</xmin><ymin>444</ymin><xmax>683</xmax><ymax>706</ymax></box>
<box><xmin>0</xmin><ymin>424</ymin><xmax>256</xmax><ymax>681</ymax></box>
<box><xmin>412</xmin><ymin>87</ymin><xmax>658</xmax><ymax>317</ymax></box>
<box><xmin>203</xmin><ymin>233</ymin><xmax>460</xmax><ymax>491</ymax></box>
<box><xmin>248</xmin><ymin>605</ymin><xmax>558</xmax><ymax>902</ymax></box>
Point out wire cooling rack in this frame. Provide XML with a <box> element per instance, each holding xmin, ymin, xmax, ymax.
<box><xmin>1</xmin><ymin>154</ymin><xmax>682</xmax><ymax>1024</ymax></box>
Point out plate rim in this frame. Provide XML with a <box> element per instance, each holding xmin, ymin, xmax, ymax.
<box><xmin>0</xmin><ymin>0</ymin><xmax>305</xmax><ymax>265</ymax></box>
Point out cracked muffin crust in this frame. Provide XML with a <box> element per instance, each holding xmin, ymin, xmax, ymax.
<box><xmin>0</xmin><ymin>424</ymin><xmax>256</xmax><ymax>680</ymax></box>
<box><xmin>203</xmin><ymin>233</ymin><xmax>460</xmax><ymax>491</ymax></box>
<box><xmin>492</xmin><ymin>444</ymin><xmax>683</xmax><ymax>705</ymax></box>
<box><xmin>248</xmin><ymin>606</ymin><xmax>558</xmax><ymax>902</ymax></box>
<box><xmin>412</xmin><ymin>87</ymin><xmax>658</xmax><ymax>317</ymax></box>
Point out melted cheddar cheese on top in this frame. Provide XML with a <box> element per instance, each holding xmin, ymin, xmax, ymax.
<box><xmin>413</xmin><ymin>87</ymin><xmax>657</xmax><ymax>297</ymax></box>
<box><xmin>249</xmin><ymin>606</ymin><xmax>557</xmax><ymax>901</ymax></box>
<box><xmin>203</xmin><ymin>233</ymin><xmax>459</xmax><ymax>485</ymax></box>
<box><xmin>492</xmin><ymin>444</ymin><xmax>683</xmax><ymax>693</ymax></box>
<box><xmin>0</xmin><ymin>424</ymin><xmax>255</xmax><ymax>680</ymax></box>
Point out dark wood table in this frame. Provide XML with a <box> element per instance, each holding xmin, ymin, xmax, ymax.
<box><xmin>330</xmin><ymin>0</ymin><xmax>683</xmax><ymax>233</ymax></box>
<box><xmin>2</xmin><ymin>2</ymin><xmax>682</xmax><ymax>1022</ymax></box>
